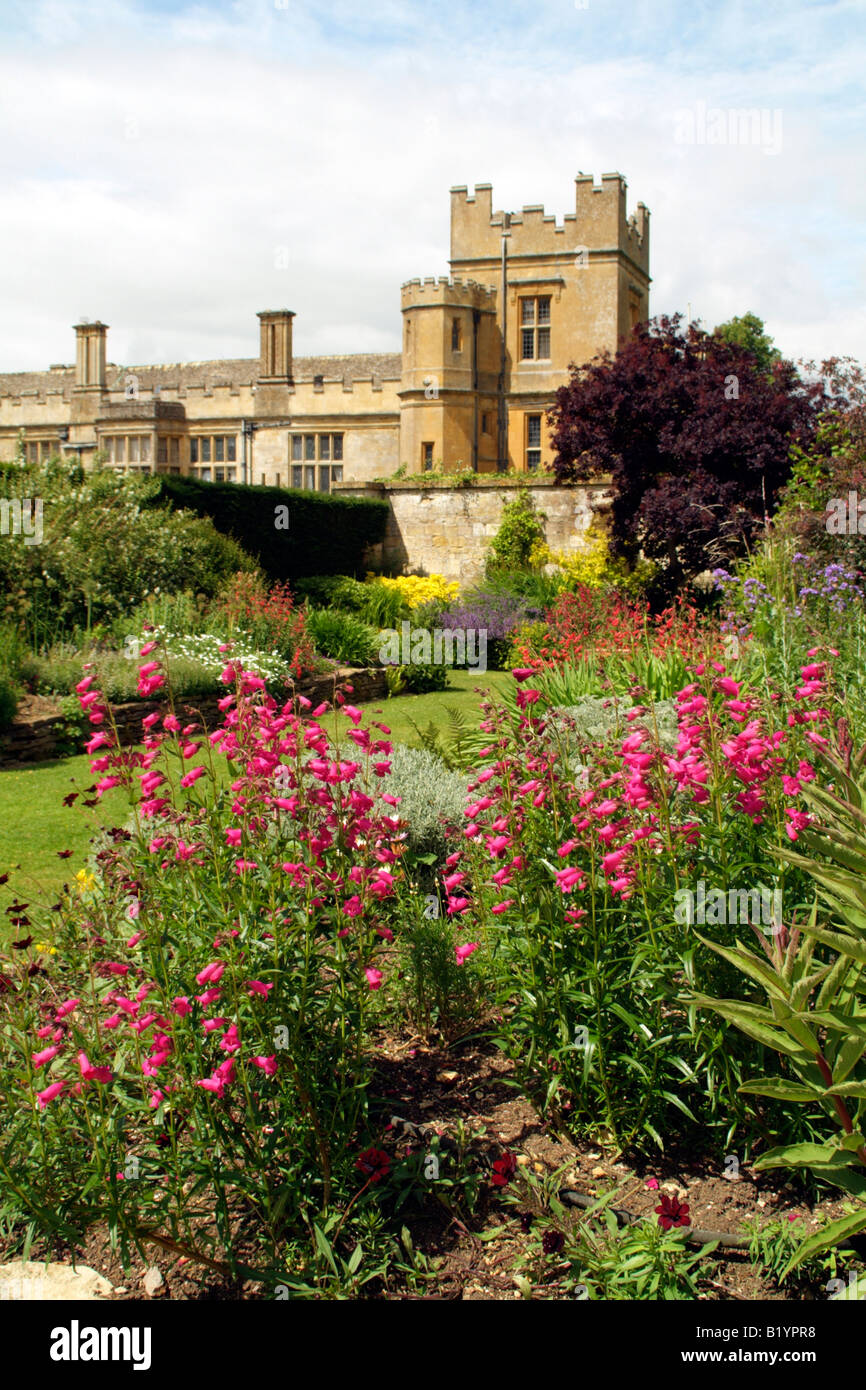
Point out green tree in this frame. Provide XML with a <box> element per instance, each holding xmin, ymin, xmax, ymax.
<box><xmin>714</xmin><ymin>312</ymin><xmax>781</xmax><ymax>374</ymax></box>
<box><xmin>486</xmin><ymin>489</ymin><xmax>546</xmax><ymax>573</ymax></box>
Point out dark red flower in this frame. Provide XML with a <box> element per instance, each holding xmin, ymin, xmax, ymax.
<box><xmin>542</xmin><ymin>1229</ymin><xmax>565</xmax><ymax>1255</ymax></box>
<box><xmin>56</xmin><ymin>850</ymin><xmax>74</xmax><ymax>859</ymax></box>
<box><xmin>62</xmin><ymin>794</ymin><xmax>79</xmax><ymax>807</ymax></box>
<box><xmin>491</xmin><ymin>1150</ymin><xmax>518</xmax><ymax>1188</ymax></box>
<box><xmin>655</xmin><ymin>1194</ymin><xmax>691</xmax><ymax>1230</ymax></box>
<box><xmin>10</xmin><ymin>936</ymin><xmax>33</xmax><ymax>951</ymax></box>
<box><xmin>355</xmin><ymin>1147</ymin><xmax>390</xmax><ymax>1184</ymax></box>
<box><xmin>519</xmin><ymin>1211</ymin><xmax>533</xmax><ymax>1233</ymax></box>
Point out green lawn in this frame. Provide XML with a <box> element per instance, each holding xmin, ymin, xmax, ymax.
<box><xmin>357</xmin><ymin>667</ymin><xmax>513</xmax><ymax>746</ymax></box>
<box><xmin>0</xmin><ymin>754</ymin><xmax>138</xmax><ymax>919</ymax></box>
<box><xmin>0</xmin><ymin>668</ymin><xmax>515</xmax><ymax>914</ymax></box>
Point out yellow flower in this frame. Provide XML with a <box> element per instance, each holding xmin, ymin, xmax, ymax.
<box><xmin>35</xmin><ymin>942</ymin><xmax>57</xmax><ymax>955</ymax></box>
<box><xmin>376</xmin><ymin>574</ymin><xmax>459</xmax><ymax>609</ymax></box>
<box><xmin>74</xmin><ymin>869</ymin><xmax>96</xmax><ymax>893</ymax></box>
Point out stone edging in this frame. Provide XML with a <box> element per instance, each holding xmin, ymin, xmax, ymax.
<box><xmin>0</xmin><ymin>666</ymin><xmax>388</xmax><ymax>768</ymax></box>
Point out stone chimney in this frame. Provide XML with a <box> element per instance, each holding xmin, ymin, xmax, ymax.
<box><xmin>257</xmin><ymin>310</ymin><xmax>295</xmax><ymax>383</ymax></box>
<box><xmin>73</xmin><ymin>321</ymin><xmax>108</xmax><ymax>392</ymax></box>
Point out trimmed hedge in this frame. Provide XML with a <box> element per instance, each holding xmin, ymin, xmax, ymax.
<box><xmin>149</xmin><ymin>477</ymin><xmax>389</xmax><ymax>582</ymax></box>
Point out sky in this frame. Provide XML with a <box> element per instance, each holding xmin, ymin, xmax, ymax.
<box><xmin>0</xmin><ymin>0</ymin><xmax>863</xmax><ymax>372</ymax></box>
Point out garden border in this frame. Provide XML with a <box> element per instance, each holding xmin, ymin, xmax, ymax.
<box><xmin>0</xmin><ymin>666</ymin><xmax>387</xmax><ymax>768</ymax></box>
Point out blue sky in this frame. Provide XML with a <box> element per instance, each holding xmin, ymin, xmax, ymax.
<box><xmin>0</xmin><ymin>0</ymin><xmax>863</xmax><ymax>370</ymax></box>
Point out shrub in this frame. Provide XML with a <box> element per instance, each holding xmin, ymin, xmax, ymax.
<box><xmin>486</xmin><ymin>490</ymin><xmax>547</xmax><ymax>574</ymax></box>
<box><xmin>304</xmin><ymin>608</ymin><xmax>378</xmax><ymax>666</ymax></box>
<box><xmin>358</xmin><ymin>744</ymin><xmax>469</xmax><ymax>858</ymax></box>
<box><xmin>418</xmin><ymin>657</ymin><xmax>831</xmax><ymax>1152</ymax></box>
<box><xmin>0</xmin><ymin>675</ymin><xmax>17</xmax><ymax>731</ymax></box>
<box><xmin>396</xmin><ymin>903</ymin><xmax>485</xmax><ymax>1040</ymax></box>
<box><xmin>548</xmin><ymin>313</ymin><xmax>822</xmax><ymax>597</ymax></box>
<box><xmin>0</xmin><ymin>659</ymin><xmax>406</xmax><ymax>1280</ymax></box>
<box><xmin>214</xmin><ymin>572</ymin><xmax>316</xmax><ymax>678</ymax></box>
<box><xmin>0</xmin><ymin>464</ymin><xmax>255</xmax><ymax>644</ymax></box>
<box><xmin>394</xmin><ymin>655</ymin><xmax>450</xmax><ymax>694</ymax></box>
<box><xmin>151</xmin><ymin>476</ymin><xmax>389</xmax><ymax>583</ymax></box>
<box><xmin>375</xmin><ymin>574</ymin><xmax>459</xmax><ymax>611</ymax></box>
<box><xmin>440</xmin><ymin>589</ymin><xmax>527</xmax><ymax>671</ymax></box>
<box><xmin>293</xmin><ymin>575</ymin><xmax>368</xmax><ymax>612</ymax></box>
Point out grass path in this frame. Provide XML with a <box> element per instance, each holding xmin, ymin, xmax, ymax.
<box><xmin>0</xmin><ymin>667</ymin><xmax>515</xmax><ymax>916</ymax></box>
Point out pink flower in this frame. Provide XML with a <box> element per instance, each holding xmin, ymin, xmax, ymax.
<box><xmin>486</xmin><ymin>835</ymin><xmax>511</xmax><ymax>859</ymax></box>
<box><xmin>171</xmin><ymin>996</ymin><xmax>192</xmax><ymax>1016</ymax></box>
<box><xmin>55</xmin><ymin>999</ymin><xmax>80</xmax><ymax>1019</ymax></box>
<box><xmin>37</xmin><ymin>1081</ymin><xmax>66</xmax><ymax>1109</ymax></box>
<box><xmin>78</xmin><ymin>1051</ymin><xmax>113</xmax><ymax>1084</ymax></box>
<box><xmin>364</xmin><ymin>968</ymin><xmax>384</xmax><ymax>991</ymax></box>
<box><xmin>455</xmin><ymin>942</ymin><xmax>480</xmax><ymax>966</ymax></box>
<box><xmin>247</xmin><ymin>980</ymin><xmax>273</xmax><ymax>997</ymax></box>
<box><xmin>196</xmin><ymin>961</ymin><xmax>225</xmax><ymax>987</ymax></box>
<box><xmin>645</xmin><ymin>1177</ymin><xmax>659</xmax><ymax>1190</ymax></box>
<box><xmin>446</xmin><ymin>896</ymin><xmax>471</xmax><ymax>915</ymax></box>
<box><xmin>252</xmin><ymin>1055</ymin><xmax>278</xmax><ymax>1077</ymax></box>
<box><xmin>491</xmin><ymin>900</ymin><xmax>514</xmax><ymax>915</ymax></box>
<box><xmin>127</xmin><ymin>931</ymin><xmax>144</xmax><ymax>947</ymax></box>
<box><xmin>32</xmin><ymin>1045</ymin><xmax>61</xmax><ymax>1068</ymax></box>
<box><xmin>225</xmin><ymin>827</ymin><xmax>242</xmax><ymax>847</ymax></box>
<box><xmin>180</xmin><ymin>766</ymin><xmax>207</xmax><ymax>788</ymax></box>
<box><xmin>511</xmin><ymin>667</ymin><xmax>535</xmax><ymax>682</ymax></box>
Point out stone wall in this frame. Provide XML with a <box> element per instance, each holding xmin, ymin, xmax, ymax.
<box><xmin>337</xmin><ymin>479</ymin><xmax>610</xmax><ymax>584</ymax></box>
<box><xmin>0</xmin><ymin>667</ymin><xmax>387</xmax><ymax>768</ymax></box>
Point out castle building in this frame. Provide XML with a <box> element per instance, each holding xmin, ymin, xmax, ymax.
<box><xmin>0</xmin><ymin>174</ymin><xmax>649</xmax><ymax>490</ymax></box>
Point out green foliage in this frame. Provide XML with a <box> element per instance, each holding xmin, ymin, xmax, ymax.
<box><xmin>392</xmin><ymin>648</ymin><xmax>451</xmax><ymax>694</ymax></box>
<box><xmin>0</xmin><ymin>624</ymin><xmax>24</xmax><ymax>730</ymax></box>
<box><xmin>294</xmin><ymin>575</ymin><xmax>407</xmax><ymax>628</ymax></box>
<box><xmin>695</xmin><ymin>740</ymin><xmax>866</xmax><ymax>1274</ymax></box>
<box><xmin>533</xmin><ymin>649</ymin><xmax>690</xmax><ymax>705</ymax></box>
<box><xmin>294</xmin><ymin>574</ymin><xmax>368</xmax><ymax>611</ymax></box>
<box><xmin>713</xmin><ymin>312</ymin><xmax>782</xmax><ymax>374</ymax></box>
<box><xmin>486</xmin><ymin>490</ymin><xmax>547</xmax><ymax>575</ymax></box>
<box><xmin>407</xmin><ymin>703</ymin><xmax>496</xmax><ymax>772</ymax></box>
<box><xmin>505</xmin><ymin>1175</ymin><xmax>717</xmax><ymax>1300</ymax></box>
<box><xmin>151</xmin><ymin>476</ymin><xmax>389</xmax><ymax>584</ymax></box>
<box><xmin>0</xmin><ymin>464</ymin><xmax>254</xmax><ymax>644</ymax></box>
<box><xmin>396</xmin><ymin>894</ymin><xmax>485</xmax><ymax>1039</ymax></box>
<box><xmin>304</xmin><ymin>608</ymin><xmax>378</xmax><ymax>666</ymax></box>
<box><xmin>0</xmin><ymin>677</ymin><xmax>17</xmax><ymax>733</ymax></box>
<box><xmin>743</xmin><ymin>1212</ymin><xmax>854</xmax><ymax>1290</ymax></box>
<box><xmin>358</xmin><ymin>745</ymin><xmax>469</xmax><ymax>860</ymax></box>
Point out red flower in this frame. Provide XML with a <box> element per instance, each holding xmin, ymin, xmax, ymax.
<box><xmin>355</xmin><ymin>1147</ymin><xmax>391</xmax><ymax>1184</ymax></box>
<box><xmin>655</xmin><ymin>1194</ymin><xmax>691</xmax><ymax>1230</ymax></box>
<box><xmin>542</xmin><ymin>1228</ymin><xmax>565</xmax><ymax>1255</ymax></box>
<box><xmin>491</xmin><ymin>1150</ymin><xmax>518</xmax><ymax>1188</ymax></box>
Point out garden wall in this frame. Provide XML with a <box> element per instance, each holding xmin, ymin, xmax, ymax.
<box><xmin>0</xmin><ymin>667</ymin><xmax>387</xmax><ymax>767</ymax></box>
<box><xmin>334</xmin><ymin>479</ymin><xmax>611</xmax><ymax>583</ymax></box>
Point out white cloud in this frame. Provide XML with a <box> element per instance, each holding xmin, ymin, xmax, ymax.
<box><xmin>0</xmin><ymin>0</ymin><xmax>862</xmax><ymax>371</ymax></box>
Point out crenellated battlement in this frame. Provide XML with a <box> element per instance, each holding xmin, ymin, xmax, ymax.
<box><xmin>401</xmin><ymin>276</ymin><xmax>498</xmax><ymax>309</ymax></box>
<box><xmin>451</xmin><ymin>174</ymin><xmax>649</xmax><ymax>273</ymax></box>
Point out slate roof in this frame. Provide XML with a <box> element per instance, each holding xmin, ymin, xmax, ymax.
<box><xmin>0</xmin><ymin>353</ymin><xmax>403</xmax><ymax>397</ymax></box>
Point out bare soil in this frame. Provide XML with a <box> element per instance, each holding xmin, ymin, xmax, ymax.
<box><xmin>3</xmin><ymin>1032</ymin><xmax>855</xmax><ymax>1301</ymax></box>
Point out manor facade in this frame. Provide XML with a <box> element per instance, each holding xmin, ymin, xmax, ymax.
<box><xmin>0</xmin><ymin>174</ymin><xmax>649</xmax><ymax>491</ymax></box>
